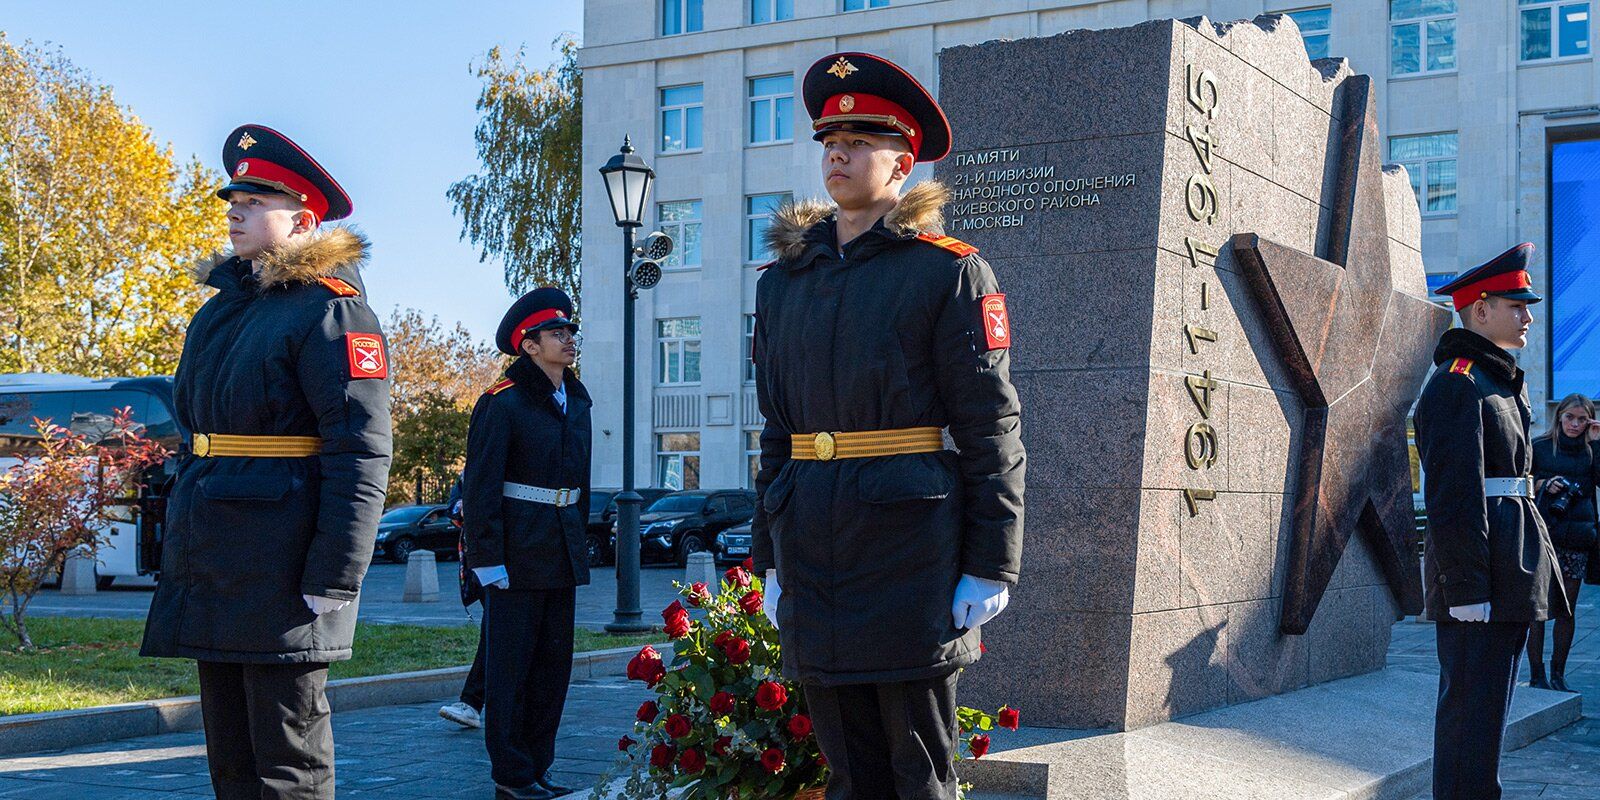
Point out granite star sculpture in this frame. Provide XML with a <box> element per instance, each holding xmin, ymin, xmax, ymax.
<box><xmin>1231</xmin><ymin>74</ymin><xmax>1451</xmax><ymax>635</ymax></box>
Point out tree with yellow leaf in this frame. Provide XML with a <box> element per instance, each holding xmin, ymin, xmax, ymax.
<box><xmin>0</xmin><ymin>35</ymin><xmax>224</xmax><ymax>377</ymax></box>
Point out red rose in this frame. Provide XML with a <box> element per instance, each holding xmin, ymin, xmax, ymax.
<box><xmin>663</xmin><ymin>600</ymin><xmax>691</xmax><ymax>639</ymax></box>
<box><xmin>650</xmin><ymin>743</ymin><xmax>677</xmax><ymax>769</ymax></box>
<box><xmin>713</xmin><ymin>735</ymin><xmax>732</xmax><ymax>756</ymax></box>
<box><xmin>724</xmin><ymin>566</ymin><xmax>751</xmax><ymax>588</ymax></box>
<box><xmin>970</xmin><ymin>734</ymin><xmax>991</xmax><ymax>759</ymax></box>
<box><xmin>678</xmin><ymin>747</ymin><xmax>707</xmax><ymax>773</ymax></box>
<box><xmin>739</xmin><ymin>590</ymin><xmax>764</xmax><ymax>616</ymax></box>
<box><xmin>998</xmin><ymin>706</ymin><xmax>1020</xmax><ymax>730</ymax></box>
<box><xmin>761</xmin><ymin>747</ymin><xmax>786</xmax><ymax>773</ymax></box>
<box><xmin>664</xmin><ymin>713</ymin><xmax>692</xmax><ymax>739</ymax></box>
<box><xmin>688</xmin><ymin>581</ymin><xmax>710</xmax><ymax>606</ymax></box>
<box><xmin>742</xmin><ymin>557</ymin><xmax>754</xmax><ymax>571</ymax></box>
<box><xmin>787</xmin><ymin>714</ymin><xmax>813</xmax><ymax>739</ymax></box>
<box><xmin>627</xmin><ymin>646</ymin><xmax>666</xmax><ymax>686</ymax></box>
<box><xmin>618</xmin><ymin>735</ymin><xmax>635</xmax><ymax>751</ymax></box>
<box><xmin>818</xmin><ymin>752</ymin><xmax>827</xmax><ymax>767</ymax></box>
<box><xmin>755</xmin><ymin>681</ymin><xmax>788</xmax><ymax>711</ymax></box>
<box><xmin>717</xmin><ymin>634</ymin><xmax>751</xmax><ymax>665</ymax></box>
<box><xmin>710</xmin><ymin>691</ymin><xmax>736</xmax><ymax>715</ymax></box>
<box><xmin>636</xmin><ymin>700</ymin><xmax>658</xmax><ymax>723</ymax></box>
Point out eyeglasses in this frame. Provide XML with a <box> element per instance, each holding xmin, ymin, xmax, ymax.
<box><xmin>547</xmin><ymin>330</ymin><xmax>582</xmax><ymax>345</ymax></box>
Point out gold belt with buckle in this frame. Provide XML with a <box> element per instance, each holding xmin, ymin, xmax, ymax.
<box><xmin>191</xmin><ymin>433</ymin><xmax>322</xmax><ymax>458</ymax></box>
<box><xmin>789</xmin><ymin>427</ymin><xmax>945</xmax><ymax>461</ymax></box>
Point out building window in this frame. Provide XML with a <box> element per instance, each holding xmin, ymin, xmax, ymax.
<box><xmin>662</xmin><ymin>0</ymin><xmax>703</xmax><ymax>35</ymax></box>
<box><xmin>657</xmin><ymin>433</ymin><xmax>701</xmax><ymax>490</ymax></box>
<box><xmin>751</xmin><ymin>0</ymin><xmax>793</xmax><ymax>24</ymax></box>
<box><xmin>657</xmin><ymin>200</ymin><xmax>702</xmax><ymax>270</ymax></box>
<box><xmin>744</xmin><ymin>314</ymin><xmax>758</xmax><ymax>382</ymax></box>
<box><xmin>660</xmin><ymin>85</ymin><xmax>704</xmax><ymax>153</ymax></box>
<box><xmin>746</xmin><ymin>193</ymin><xmax>792</xmax><ymax>263</ymax></box>
<box><xmin>1390</xmin><ymin>132</ymin><xmax>1458</xmax><ymax>216</ymax></box>
<box><xmin>1390</xmin><ymin>0</ymin><xmax>1456</xmax><ymax>76</ymax></box>
<box><xmin>1279</xmin><ymin>6</ymin><xmax>1332</xmax><ymax>60</ymax></box>
<box><xmin>1521</xmin><ymin>1</ymin><xmax>1591</xmax><ymax>61</ymax></box>
<box><xmin>842</xmin><ymin>0</ymin><xmax>889</xmax><ymax>9</ymax></box>
<box><xmin>657</xmin><ymin>318</ymin><xmax>703</xmax><ymax>385</ymax></box>
<box><xmin>748</xmin><ymin>75</ymin><xmax>795</xmax><ymax>145</ymax></box>
<box><xmin>745</xmin><ymin>429</ymin><xmax>761</xmax><ymax>489</ymax></box>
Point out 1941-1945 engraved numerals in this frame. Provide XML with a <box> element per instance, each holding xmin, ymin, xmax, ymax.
<box><xmin>1181</xmin><ymin>63</ymin><xmax>1221</xmax><ymax>518</ymax></box>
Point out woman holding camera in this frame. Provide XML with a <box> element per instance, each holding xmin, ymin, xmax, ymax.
<box><xmin>1528</xmin><ymin>393</ymin><xmax>1600</xmax><ymax>691</ymax></box>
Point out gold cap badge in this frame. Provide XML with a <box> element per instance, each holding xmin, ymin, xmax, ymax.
<box><xmin>839</xmin><ymin>94</ymin><xmax>856</xmax><ymax>112</ymax></box>
<box><xmin>237</xmin><ymin>132</ymin><xmax>257</xmax><ymax>150</ymax></box>
<box><xmin>827</xmin><ymin>57</ymin><xmax>858</xmax><ymax>80</ymax></box>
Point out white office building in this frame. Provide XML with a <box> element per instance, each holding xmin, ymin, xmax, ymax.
<box><xmin>578</xmin><ymin>0</ymin><xmax>1600</xmax><ymax>491</ymax></box>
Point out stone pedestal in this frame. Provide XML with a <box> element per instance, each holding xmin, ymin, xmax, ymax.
<box><xmin>934</xmin><ymin>15</ymin><xmax>1448</xmax><ymax>730</ymax></box>
<box><xmin>684</xmin><ymin>551</ymin><xmax>717</xmax><ymax>590</ymax></box>
<box><xmin>403</xmin><ymin>550</ymin><xmax>439</xmax><ymax>603</ymax></box>
<box><xmin>59</xmin><ymin>549</ymin><xmax>98</xmax><ymax>596</ymax></box>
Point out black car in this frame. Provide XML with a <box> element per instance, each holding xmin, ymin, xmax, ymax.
<box><xmin>586</xmin><ymin>487</ymin><xmax>674</xmax><ymax>567</ymax></box>
<box><xmin>715</xmin><ymin>520</ymin><xmax>754</xmax><ymax>567</ymax></box>
<box><xmin>630</xmin><ymin>490</ymin><xmax>758</xmax><ymax>566</ymax></box>
<box><xmin>374</xmin><ymin>504</ymin><xmax>457</xmax><ymax>564</ymax></box>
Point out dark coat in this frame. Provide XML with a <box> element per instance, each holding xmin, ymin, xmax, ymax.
<box><xmin>750</xmin><ymin>181</ymin><xmax>1026</xmax><ymax>686</ymax></box>
<box><xmin>1532</xmin><ymin>432</ymin><xmax>1600</xmax><ymax>552</ymax></box>
<box><xmin>1415</xmin><ymin>328</ymin><xmax>1567</xmax><ymax>623</ymax></box>
<box><xmin>142</xmin><ymin>228</ymin><xmax>393</xmax><ymax>664</ymax></box>
<box><xmin>462</xmin><ymin>356</ymin><xmax>592</xmax><ymax>590</ymax></box>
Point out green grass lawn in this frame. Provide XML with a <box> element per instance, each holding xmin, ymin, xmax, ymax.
<box><xmin>0</xmin><ymin>617</ymin><xmax>662</xmax><ymax>716</ymax></box>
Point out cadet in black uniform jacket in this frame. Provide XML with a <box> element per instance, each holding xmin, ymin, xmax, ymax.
<box><xmin>1416</xmin><ymin>243</ymin><xmax>1568</xmax><ymax>800</ymax></box>
<box><xmin>463</xmin><ymin>288</ymin><xmax>591</xmax><ymax>800</ymax></box>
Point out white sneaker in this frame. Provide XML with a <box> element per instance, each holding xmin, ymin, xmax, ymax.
<box><xmin>438</xmin><ymin>701</ymin><xmax>482</xmax><ymax>729</ymax></box>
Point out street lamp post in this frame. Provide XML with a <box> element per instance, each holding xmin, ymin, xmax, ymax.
<box><xmin>600</xmin><ymin>136</ymin><xmax>655</xmax><ymax>634</ymax></box>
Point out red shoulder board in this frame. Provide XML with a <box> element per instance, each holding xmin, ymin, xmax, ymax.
<box><xmin>916</xmin><ymin>231</ymin><xmax>979</xmax><ymax>257</ymax></box>
<box><xmin>317</xmin><ymin>276</ymin><xmax>360</xmax><ymax>297</ymax></box>
<box><xmin>485</xmin><ymin>378</ymin><xmax>515</xmax><ymax>395</ymax></box>
<box><xmin>757</xmin><ymin>260</ymin><xmax>776</xmax><ymax>271</ymax></box>
<box><xmin>1448</xmin><ymin>358</ymin><xmax>1474</xmax><ymax>377</ymax></box>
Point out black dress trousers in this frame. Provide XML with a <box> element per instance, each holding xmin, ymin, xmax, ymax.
<box><xmin>804</xmin><ymin>670</ymin><xmax>961</xmax><ymax>800</ymax></box>
<box><xmin>483</xmin><ymin>586</ymin><xmax>576</xmax><ymax>788</ymax></box>
<box><xmin>460</xmin><ymin>617</ymin><xmax>487</xmax><ymax>710</ymax></box>
<box><xmin>1433</xmin><ymin>620</ymin><xmax>1529</xmax><ymax>800</ymax></box>
<box><xmin>196</xmin><ymin>660</ymin><xmax>334</xmax><ymax>800</ymax></box>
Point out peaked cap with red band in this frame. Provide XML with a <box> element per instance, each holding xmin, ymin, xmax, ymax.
<box><xmin>1434</xmin><ymin>242</ymin><xmax>1541</xmax><ymax>312</ymax></box>
<box><xmin>496</xmin><ymin>286</ymin><xmax>579</xmax><ymax>356</ymax></box>
<box><xmin>217</xmin><ymin>124</ymin><xmax>353</xmax><ymax>222</ymax></box>
<box><xmin>803</xmin><ymin>52</ymin><xmax>951</xmax><ymax>163</ymax></box>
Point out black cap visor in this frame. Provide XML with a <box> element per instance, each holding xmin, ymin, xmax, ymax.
<box><xmin>1493</xmin><ymin>288</ymin><xmax>1543</xmax><ymax>304</ymax></box>
<box><xmin>216</xmin><ymin>179</ymin><xmax>296</xmax><ymax>202</ymax></box>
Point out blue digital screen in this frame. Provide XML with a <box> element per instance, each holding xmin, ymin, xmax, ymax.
<box><xmin>1426</xmin><ymin>273</ymin><xmax>1457</xmax><ymax>294</ymax></box>
<box><xmin>1551</xmin><ymin>138</ymin><xmax>1600</xmax><ymax>399</ymax></box>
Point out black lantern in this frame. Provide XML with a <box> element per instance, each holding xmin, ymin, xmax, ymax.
<box><xmin>599</xmin><ymin>136</ymin><xmax>654</xmax><ymax>228</ymax></box>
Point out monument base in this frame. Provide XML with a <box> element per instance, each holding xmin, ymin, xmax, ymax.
<box><xmin>965</xmin><ymin>668</ymin><xmax>1580</xmax><ymax>799</ymax></box>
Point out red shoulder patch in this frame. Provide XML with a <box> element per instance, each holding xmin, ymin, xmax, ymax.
<box><xmin>318</xmin><ymin>276</ymin><xmax>360</xmax><ymax>297</ymax></box>
<box><xmin>485</xmin><ymin>378</ymin><xmax>515</xmax><ymax>395</ymax></box>
<box><xmin>345</xmin><ymin>332</ymin><xmax>388</xmax><ymax>379</ymax></box>
<box><xmin>916</xmin><ymin>231</ymin><xmax>979</xmax><ymax>257</ymax></box>
<box><xmin>980</xmin><ymin>294</ymin><xmax>1011</xmax><ymax>350</ymax></box>
<box><xmin>1448</xmin><ymin>358</ymin><xmax>1474</xmax><ymax>377</ymax></box>
<box><xmin>757</xmin><ymin>261</ymin><xmax>776</xmax><ymax>272</ymax></box>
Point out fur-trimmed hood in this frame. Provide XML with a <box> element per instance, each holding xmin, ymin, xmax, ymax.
<box><xmin>763</xmin><ymin>180</ymin><xmax>949</xmax><ymax>263</ymax></box>
<box><xmin>188</xmin><ymin>227</ymin><xmax>370</xmax><ymax>292</ymax></box>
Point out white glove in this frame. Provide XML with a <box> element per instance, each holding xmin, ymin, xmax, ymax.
<box><xmin>303</xmin><ymin>594</ymin><xmax>350</xmax><ymax>615</ymax></box>
<box><xmin>1448</xmin><ymin>602</ymin><xmax>1491</xmax><ymax>622</ymax></box>
<box><xmin>952</xmin><ymin>574</ymin><xmax>1010</xmax><ymax>630</ymax></box>
<box><xmin>764</xmin><ymin>569</ymin><xmax>781</xmax><ymax>629</ymax></box>
<box><xmin>473</xmin><ymin>565</ymin><xmax>511</xmax><ymax>590</ymax></box>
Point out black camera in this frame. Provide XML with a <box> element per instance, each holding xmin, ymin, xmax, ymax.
<box><xmin>1542</xmin><ymin>476</ymin><xmax>1585</xmax><ymax>519</ymax></box>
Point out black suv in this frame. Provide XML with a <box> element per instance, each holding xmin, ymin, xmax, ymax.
<box><xmin>374</xmin><ymin>504</ymin><xmax>457</xmax><ymax>564</ymax></box>
<box><xmin>587</xmin><ymin>487</ymin><xmax>673</xmax><ymax>567</ymax></box>
<box><xmin>633</xmin><ymin>490</ymin><xmax>758</xmax><ymax>566</ymax></box>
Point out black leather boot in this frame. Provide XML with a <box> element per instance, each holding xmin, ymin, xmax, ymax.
<box><xmin>1529</xmin><ymin>660</ymin><xmax>1551</xmax><ymax>689</ymax></box>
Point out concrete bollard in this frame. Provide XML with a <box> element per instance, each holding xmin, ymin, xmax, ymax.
<box><xmin>59</xmin><ymin>549</ymin><xmax>99</xmax><ymax>595</ymax></box>
<box><xmin>403</xmin><ymin>549</ymin><xmax>440</xmax><ymax>603</ymax></box>
<box><xmin>685</xmin><ymin>551</ymin><xmax>717</xmax><ymax>589</ymax></box>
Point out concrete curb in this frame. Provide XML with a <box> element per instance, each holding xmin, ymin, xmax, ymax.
<box><xmin>0</xmin><ymin>641</ymin><xmax>669</xmax><ymax>757</ymax></box>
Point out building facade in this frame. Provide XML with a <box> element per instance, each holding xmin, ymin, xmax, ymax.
<box><xmin>579</xmin><ymin>0</ymin><xmax>1600</xmax><ymax>491</ymax></box>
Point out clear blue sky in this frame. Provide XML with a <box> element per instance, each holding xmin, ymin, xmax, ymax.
<box><xmin>3</xmin><ymin>0</ymin><xmax>583</xmax><ymax>345</ymax></box>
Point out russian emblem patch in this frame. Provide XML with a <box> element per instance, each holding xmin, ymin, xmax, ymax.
<box><xmin>981</xmin><ymin>294</ymin><xmax>1011</xmax><ymax>350</ymax></box>
<box><xmin>346</xmin><ymin>333</ymin><xmax>388</xmax><ymax>379</ymax></box>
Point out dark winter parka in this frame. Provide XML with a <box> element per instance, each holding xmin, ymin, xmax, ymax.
<box><xmin>1532</xmin><ymin>431</ymin><xmax>1600</xmax><ymax>553</ymax></box>
<box><xmin>1415</xmin><ymin>327</ymin><xmax>1568</xmax><ymax>623</ymax></box>
<box><xmin>750</xmin><ymin>181</ymin><xmax>1026</xmax><ymax>686</ymax></box>
<box><xmin>141</xmin><ymin>228</ymin><xmax>393</xmax><ymax>664</ymax></box>
<box><xmin>462</xmin><ymin>356</ymin><xmax>592</xmax><ymax>590</ymax></box>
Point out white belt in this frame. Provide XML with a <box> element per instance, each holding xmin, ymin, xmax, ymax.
<box><xmin>1483</xmin><ymin>477</ymin><xmax>1534</xmax><ymax>499</ymax></box>
<box><xmin>502</xmin><ymin>482</ymin><xmax>582</xmax><ymax>507</ymax></box>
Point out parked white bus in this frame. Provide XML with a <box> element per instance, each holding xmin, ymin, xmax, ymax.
<box><xmin>0</xmin><ymin>373</ymin><xmax>181</xmax><ymax>588</ymax></box>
